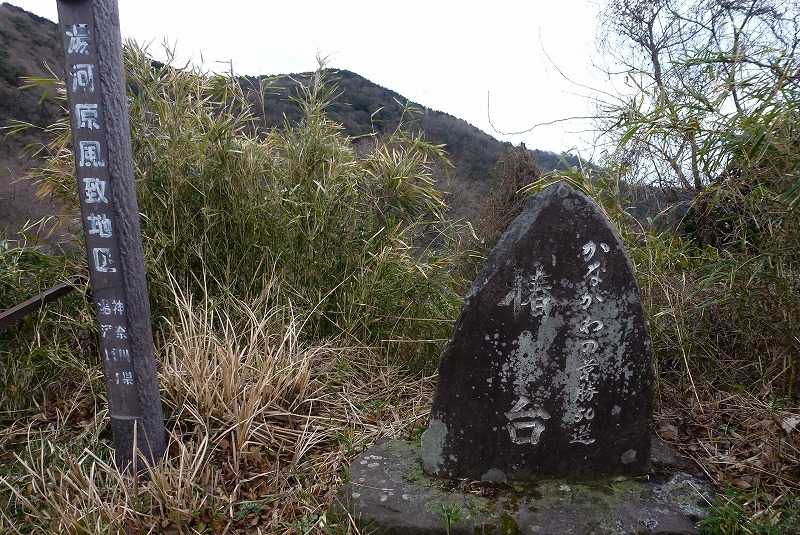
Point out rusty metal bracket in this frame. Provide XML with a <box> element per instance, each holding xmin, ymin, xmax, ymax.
<box><xmin>0</xmin><ymin>276</ymin><xmax>82</xmax><ymax>328</ymax></box>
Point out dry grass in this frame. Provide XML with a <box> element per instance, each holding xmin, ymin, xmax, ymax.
<box><xmin>656</xmin><ymin>382</ymin><xmax>800</xmax><ymax>532</ymax></box>
<box><xmin>2</xmin><ymin>245</ymin><xmax>798</xmax><ymax>534</ymax></box>
<box><xmin>3</xmin><ymin>42</ymin><xmax>797</xmax><ymax>531</ymax></box>
<box><xmin>0</xmin><ymin>277</ymin><xmax>435</xmax><ymax>534</ymax></box>
<box><xmin>1</xmin><ymin>49</ymin><xmax>458</xmax><ymax>533</ymax></box>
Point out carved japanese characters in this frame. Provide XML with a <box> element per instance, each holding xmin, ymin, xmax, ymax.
<box><xmin>61</xmin><ymin>17</ymin><xmax>140</xmax><ymax>417</ymax></box>
<box><xmin>421</xmin><ymin>181</ymin><xmax>653</xmax><ymax>481</ymax></box>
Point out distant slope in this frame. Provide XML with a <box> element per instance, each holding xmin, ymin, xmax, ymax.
<box><xmin>0</xmin><ymin>2</ymin><xmax>64</xmax><ymax>239</ymax></box>
<box><xmin>0</xmin><ymin>3</ymin><xmax>62</xmax><ymax>123</ymax></box>
<box><xmin>0</xmin><ymin>3</ymin><xmax>580</xmax><ymax>236</ymax></box>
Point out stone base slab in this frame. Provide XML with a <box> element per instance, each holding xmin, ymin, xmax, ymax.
<box><xmin>334</xmin><ymin>439</ymin><xmax>714</xmax><ymax>535</ymax></box>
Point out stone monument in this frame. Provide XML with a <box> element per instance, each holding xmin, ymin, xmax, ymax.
<box><xmin>335</xmin><ymin>182</ymin><xmax>712</xmax><ymax>534</ymax></box>
<box><xmin>422</xmin><ymin>180</ymin><xmax>653</xmax><ymax>481</ymax></box>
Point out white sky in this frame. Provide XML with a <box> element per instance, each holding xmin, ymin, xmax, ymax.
<box><xmin>11</xmin><ymin>1</ymin><xmax>613</xmax><ymax>157</ymax></box>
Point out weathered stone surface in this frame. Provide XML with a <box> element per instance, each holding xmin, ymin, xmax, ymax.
<box><xmin>422</xmin><ymin>182</ymin><xmax>653</xmax><ymax>481</ymax></box>
<box><xmin>335</xmin><ymin>439</ymin><xmax>713</xmax><ymax>535</ymax></box>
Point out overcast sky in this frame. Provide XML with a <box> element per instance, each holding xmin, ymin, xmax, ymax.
<box><xmin>11</xmin><ymin>1</ymin><xmax>613</xmax><ymax>156</ymax></box>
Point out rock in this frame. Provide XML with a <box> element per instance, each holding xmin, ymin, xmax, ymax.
<box><xmin>335</xmin><ymin>439</ymin><xmax>713</xmax><ymax>535</ymax></box>
<box><xmin>421</xmin><ymin>181</ymin><xmax>654</xmax><ymax>481</ymax></box>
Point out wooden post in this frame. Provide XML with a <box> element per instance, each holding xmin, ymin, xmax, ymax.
<box><xmin>56</xmin><ymin>0</ymin><xmax>166</xmax><ymax>469</ymax></box>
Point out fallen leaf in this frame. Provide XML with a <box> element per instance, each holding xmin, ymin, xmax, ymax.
<box><xmin>201</xmin><ymin>508</ymin><xmax>214</xmax><ymax>523</ymax></box>
<box><xmin>657</xmin><ymin>423</ymin><xmax>679</xmax><ymax>441</ymax></box>
<box><xmin>780</xmin><ymin>415</ymin><xmax>800</xmax><ymax>435</ymax></box>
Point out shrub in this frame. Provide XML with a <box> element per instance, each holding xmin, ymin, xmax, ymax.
<box><xmin>0</xmin><ymin>237</ymin><xmax>94</xmax><ymax>415</ymax></box>
<box><xmin>31</xmin><ymin>43</ymin><xmax>463</xmax><ymax>373</ymax></box>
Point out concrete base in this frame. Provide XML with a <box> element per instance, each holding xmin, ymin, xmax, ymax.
<box><xmin>334</xmin><ymin>439</ymin><xmax>714</xmax><ymax>535</ymax></box>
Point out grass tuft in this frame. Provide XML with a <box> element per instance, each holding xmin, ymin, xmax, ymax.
<box><xmin>1</xmin><ymin>275</ymin><xmax>434</xmax><ymax>533</ymax></box>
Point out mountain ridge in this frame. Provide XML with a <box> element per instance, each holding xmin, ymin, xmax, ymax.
<box><xmin>0</xmin><ymin>2</ymin><xmax>580</xmax><ymax>237</ymax></box>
